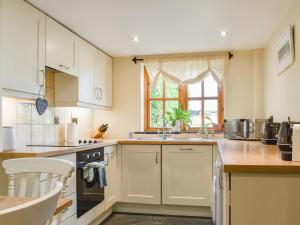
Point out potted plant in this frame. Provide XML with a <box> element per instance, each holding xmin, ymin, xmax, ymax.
<box><xmin>166</xmin><ymin>104</ymin><xmax>191</xmax><ymax>132</ymax></box>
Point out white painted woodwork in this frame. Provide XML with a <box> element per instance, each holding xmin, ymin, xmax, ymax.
<box><xmin>2</xmin><ymin>157</ymin><xmax>75</xmax><ymax>225</ymax></box>
<box><xmin>46</xmin><ymin>17</ymin><xmax>78</xmax><ymax>76</ymax></box>
<box><xmin>60</xmin><ymin>192</ymin><xmax>76</xmax><ymax>222</ymax></box>
<box><xmin>60</xmin><ymin>214</ymin><xmax>77</xmax><ymax>225</ymax></box>
<box><xmin>162</xmin><ymin>145</ymin><xmax>212</xmax><ymax>206</ymax></box>
<box><xmin>121</xmin><ymin>145</ymin><xmax>161</xmax><ymax>204</ymax></box>
<box><xmin>0</xmin><ymin>182</ymin><xmax>62</xmax><ymax>225</ymax></box>
<box><xmin>78</xmin><ymin>38</ymin><xmax>98</xmax><ymax>105</ymax></box>
<box><xmin>77</xmin><ymin>201</ymin><xmax>105</xmax><ymax>225</ymax></box>
<box><xmin>96</xmin><ymin>50</ymin><xmax>113</xmax><ymax>108</ymax></box>
<box><xmin>104</xmin><ymin>145</ymin><xmax>117</xmax><ymax>210</ymax></box>
<box><xmin>1</xmin><ymin>0</ymin><xmax>46</xmax><ymax>96</ymax></box>
<box><xmin>230</xmin><ymin>173</ymin><xmax>300</xmax><ymax>225</ymax></box>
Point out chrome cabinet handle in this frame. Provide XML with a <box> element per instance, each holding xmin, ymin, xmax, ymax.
<box><xmin>62</xmin><ymin>208</ymin><xmax>69</xmax><ymax>214</ymax></box>
<box><xmin>95</xmin><ymin>87</ymin><xmax>99</xmax><ymax>99</ymax></box>
<box><xmin>156</xmin><ymin>152</ymin><xmax>159</xmax><ymax>164</ymax></box>
<box><xmin>59</xmin><ymin>64</ymin><xmax>70</xmax><ymax>70</ymax></box>
<box><xmin>180</xmin><ymin>147</ymin><xmax>193</xmax><ymax>151</ymax></box>
<box><xmin>40</xmin><ymin>69</ymin><xmax>45</xmax><ymax>86</ymax></box>
<box><xmin>98</xmin><ymin>87</ymin><xmax>103</xmax><ymax>100</ymax></box>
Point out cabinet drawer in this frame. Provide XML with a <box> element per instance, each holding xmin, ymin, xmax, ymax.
<box><xmin>61</xmin><ymin>192</ymin><xmax>77</xmax><ymax>222</ymax></box>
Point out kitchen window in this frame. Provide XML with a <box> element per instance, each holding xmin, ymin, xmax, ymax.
<box><xmin>144</xmin><ymin>67</ymin><xmax>224</xmax><ymax>130</ymax></box>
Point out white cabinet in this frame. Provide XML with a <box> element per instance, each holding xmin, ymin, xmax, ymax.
<box><xmin>46</xmin><ymin>17</ymin><xmax>78</xmax><ymax>76</ymax></box>
<box><xmin>162</xmin><ymin>145</ymin><xmax>212</xmax><ymax>206</ymax></box>
<box><xmin>96</xmin><ymin>51</ymin><xmax>113</xmax><ymax>108</ymax></box>
<box><xmin>104</xmin><ymin>145</ymin><xmax>117</xmax><ymax>210</ymax></box>
<box><xmin>78</xmin><ymin>39</ymin><xmax>98</xmax><ymax>105</ymax></box>
<box><xmin>121</xmin><ymin>145</ymin><xmax>161</xmax><ymax>204</ymax></box>
<box><xmin>1</xmin><ymin>0</ymin><xmax>45</xmax><ymax>97</ymax></box>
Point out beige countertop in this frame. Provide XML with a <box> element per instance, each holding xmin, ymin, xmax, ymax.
<box><xmin>218</xmin><ymin>140</ymin><xmax>300</xmax><ymax>173</ymax></box>
<box><xmin>0</xmin><ymin>139</ymin><xmax>118</xmax><ymax>159</ymax></box>
<box><xmin>118</xmin><ymin>138</ymin><xmax>218</xmax><ymax>145</ymax></box>
<box><xmin>2</xmin><ymin>138</ymin><xmax>300</xmax><ymax>174</ymax></box>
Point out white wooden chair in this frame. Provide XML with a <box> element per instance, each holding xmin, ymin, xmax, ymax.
<box><xmin>0</xmin><ymin>181</ymin><xmax>63</xmax><ymax>225</ymax></box>
<box><xmin>2</xmin><ymin>158</ymin><xmax>75</xmax><ymax>225</ymax></box>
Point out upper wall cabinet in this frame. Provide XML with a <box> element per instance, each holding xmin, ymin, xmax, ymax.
<box><xmin>78</xmin><ymin>38</ymin><xmax>98</xmax><ymax>105</ymax></box>
<box><xmin>96</xmin><ymin>51</ymin><xmax>113</xmax><ymax>108</ymax></box>
<box><xmin>46</xmin><ymin>17</ymin><xmax>78</xmax><ymax>76</ymax></box>
<box><xmin>1</xmin><ymin>0</ymin><xmax>46</xmax><ymax>97</ymax></box>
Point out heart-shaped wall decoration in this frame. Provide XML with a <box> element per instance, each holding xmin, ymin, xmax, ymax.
<box><xmin>36</xmin><ymin>97</ymin><xmax>48</xmax><ymax>116</ymax></box>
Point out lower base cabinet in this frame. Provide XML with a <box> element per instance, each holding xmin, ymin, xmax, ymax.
<box><xmin>121</xmin><ymin>145</ymin><xmax>161</xmax><ymax>204</ymax></box>
<box><xmin>162</xmin><ymin>145</ymin><xmax>213</xmax><ymax>206</ymax></box>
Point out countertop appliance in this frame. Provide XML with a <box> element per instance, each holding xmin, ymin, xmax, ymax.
<box><xmin>261</xmin><ymin>116</ymin><xmax>281</xmax><ymax>145</ymax></box>
<box><xmin>277</xmin><ymin>117</ymin><xmax>300</xmax><ymax>161</ymax></box>
<box><xmin>212</xmin><ymin>155</ymin><xmax>223</xmax><ymax>225</ymax></box>
<box><xmin>224</xmin><ymin>119</ymin><xmax>266</xmax><ymax>140</ymax></box>
<box><xmin>27</xmin><ymin>139</ymin><xmax>102</xmax><ymax>147</ymax></box>
<box><xmin>76</xmin><ymin>147</ymin><xmax>105</xmax><ymax>218</ymax></box>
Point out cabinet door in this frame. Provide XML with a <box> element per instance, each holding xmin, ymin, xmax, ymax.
<box><xmin>121</xmin><ymin>145</ymin><xmax>161</xmax><ymax>204</ymax></box>
<box><xmin>78</xmin><ymin>39</ymin><xmax>98</xmax><ymax>105</ymax></box>
<box><xmin>97</xmin><ymin>51</ymin><xmax>112</xmax><ymax>108</ymax></box>
<box><xmin>162</xmin><ymin>145</ymin><xmax>212</xmax><ymax>206</ymax></box>
<box><xmin>104</xmin><ymin>146</ymin><xmax>117</xmax><ymax>209</ymax></box>
<box><xmin>1</xmin><ymin>0</ymin><xmax>45</xmax><ymax>95</ymax></box>
<box><xmin>46</xmin><ymin>17</ymin><xmax>78</xmax><ymax>76</ymax></box>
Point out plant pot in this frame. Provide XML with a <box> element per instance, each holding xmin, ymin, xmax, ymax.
<box><xmin>173</xmin><ymin>120</ymin><xmax>181</xmax><ymax>132</ymax></box>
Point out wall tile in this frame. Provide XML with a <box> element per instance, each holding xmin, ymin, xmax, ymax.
<box><xmin>44</xmin><ymin>107</ymin><xmax>54</xmax><ymax>125</ymax></box>
<box><xmin>32</xmin><ymin>104</ymin><xmax>44</xmax><ymax>124</ymax></box>
<box><xmin>16</xmin><ymin>125</ymin><xmax>31</xmax><ymax>148</ymax></box>
<box><xmin>31</xmin><ymin>125</ymin><xmax>44</xmax><ymax>145</ymax></box>
<box><xmin>2</xmin><ymin>97</ymin><xmax>17</xmax><ymax>125</ymax></box>
<box><xmin>16</xmin><ymin>103</ymin><xmax>32</xmax><ymax>124</ymax></box>
<box><xmin>44</xmin><ymin>125</ymin><xmax>56</xmax><ymax>144</ymax></box>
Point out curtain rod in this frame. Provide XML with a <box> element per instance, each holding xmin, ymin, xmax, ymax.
<box><xmin>132</xmin><ymin>51</ymin><xmax>234</xmax><ymax>64</ymax></box>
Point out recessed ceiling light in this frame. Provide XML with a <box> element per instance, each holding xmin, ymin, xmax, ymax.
<box><xmin>131</xmin><ymin>36</ymin><xmax>139</xmax><ymax>42</ymax></box>
<box><xmin>221</xmin><ymin>31</ymin><xmax>228</xmax><ymax>37</ymax></box>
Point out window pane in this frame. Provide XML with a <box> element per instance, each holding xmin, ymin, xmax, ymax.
<box><xmin>165</xmin><ymin>81</ymin><xmax>179</xmax><ymax>98</ymax></box>
<box><xmin>204</xmin><ymin>75</ymin><xmax>218</xmax><ymax>97</ymax></box>
<box><xmin>188</xmin><ymin>100</ymin><xmax>202</xmax><ymax>128</ymax></box>
<box><xmin>150</xmin><ymin>76</ymin><xmax>163</xmax><ymax>98</ymax></box>
<box><xmin>150</xmin><ymin>101</ymin><xmax>163</xmax><ymax>128</ymax></box>
<box><xmin>165</xmin><ymin>101</ymin><xmax>179</xmax><ymax>128</ymax></box>
<box><xmin>188</xmin><ymin>82</ymin><xmax>202</xmax><ymax>97</ymax></box>
<box><xmin>204</xmin><ymin>100</ymin><xmax>218</xmax><ymax>125</ymax></box>
<box><xmin>165</xmin><ymin>100</ymin><xmax>179</xmax><ymax>114</ymax></box>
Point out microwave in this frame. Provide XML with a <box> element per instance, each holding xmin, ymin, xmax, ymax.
<box><xmin>224</xmin><ymin>119</ymin><xmax>266</xmax><ymax>140</ymax></box>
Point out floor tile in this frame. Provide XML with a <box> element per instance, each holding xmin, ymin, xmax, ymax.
<box><xmin>101</xmin><ymin>213</ymin><xmax>213</xmax><ymax>225</ymax></box>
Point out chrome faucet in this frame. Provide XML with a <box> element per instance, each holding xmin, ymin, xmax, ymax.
<box><xmin>156</xmin><ymin>114</ymin><xmax>170</xmax><ymax>140</ymax></box>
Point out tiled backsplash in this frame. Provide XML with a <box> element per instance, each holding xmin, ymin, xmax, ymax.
<box><xmin>2</xmin><ymin>97</ymin><xmax>94</xmax><ymax>149</ymax></box>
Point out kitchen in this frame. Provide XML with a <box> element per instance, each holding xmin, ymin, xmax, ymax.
<box><xmin>0</xmin><ymin>0</ymin><xmax>300</xmax><ymax>225</ymax></box>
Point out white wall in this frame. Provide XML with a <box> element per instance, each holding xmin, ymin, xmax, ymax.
<box><xmin>264</xmin><ymin>0</ymin><xmax>300</xmax><ymax>122</ymax></box>
<box><xmin>95</xmin><ymin>51</ymin><xmax>264</xmax><ymax>138</ymax></box>
<box><xmin>94</xmin><ymin>57</ymin><xmax>142</xmax><ymax>138</ymax></box>
<box><xmin>224</xmin><ymin>50</ymin><xmax>264</xmax><ymax>119</ymax></box>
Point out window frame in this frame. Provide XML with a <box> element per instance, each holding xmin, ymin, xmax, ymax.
<box><xmin>144</xmin><ymin>67</ymin><xmax>224</xmax><ymax>131</ymax></box>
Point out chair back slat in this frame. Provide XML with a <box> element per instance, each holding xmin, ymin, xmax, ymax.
<box><xmin>2</xmin><ymin>157</ymin><xmax>75</xmax><ymax>225</ymax></box>
<box><xmin>18</xmin><ymin>175</ymin><xmax>28</xmax><ymax>197</ymax></box>
<box><xmin>44</xmin><ymin>173</ymin><xmax>53</xmax><ymax>196</ymax></box>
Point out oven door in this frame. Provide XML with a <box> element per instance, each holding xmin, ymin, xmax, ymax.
<box><xmin>76</xmin><ymin>166</ymin><xmax>105</xmax><ymax>218</ymax></box>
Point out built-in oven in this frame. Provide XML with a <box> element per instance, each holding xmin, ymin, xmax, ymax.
<box><xmin>212</xmin><ymin>155</ymin><xmax>223</xmax><ymax>225</ymax></box>
<box><xmin>76</xmin><ymin>147</ymin><xmax>105</xmax><ymax>218</ymax></box>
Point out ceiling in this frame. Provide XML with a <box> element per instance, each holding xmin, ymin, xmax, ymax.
<box><xmin>27</xmin><ymin>0</ymin><xmax>294</xmax><ymax>57</ymax></box>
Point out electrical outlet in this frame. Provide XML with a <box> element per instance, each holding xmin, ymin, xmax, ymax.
<box><xmin>72</xmin><ymin>117</ymin><xmax>78</xmax><ymax>124</ymax></box>
<box><xmin>54</xmin><ymin>116</ymin><xmax>59</xmax><ymax>125</ymax></box>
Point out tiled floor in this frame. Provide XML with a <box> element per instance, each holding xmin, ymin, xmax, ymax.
<box><xmin>101</xmin><ymin>213</ymin><xmax>213</xmax><ymax>225</ymax></box>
